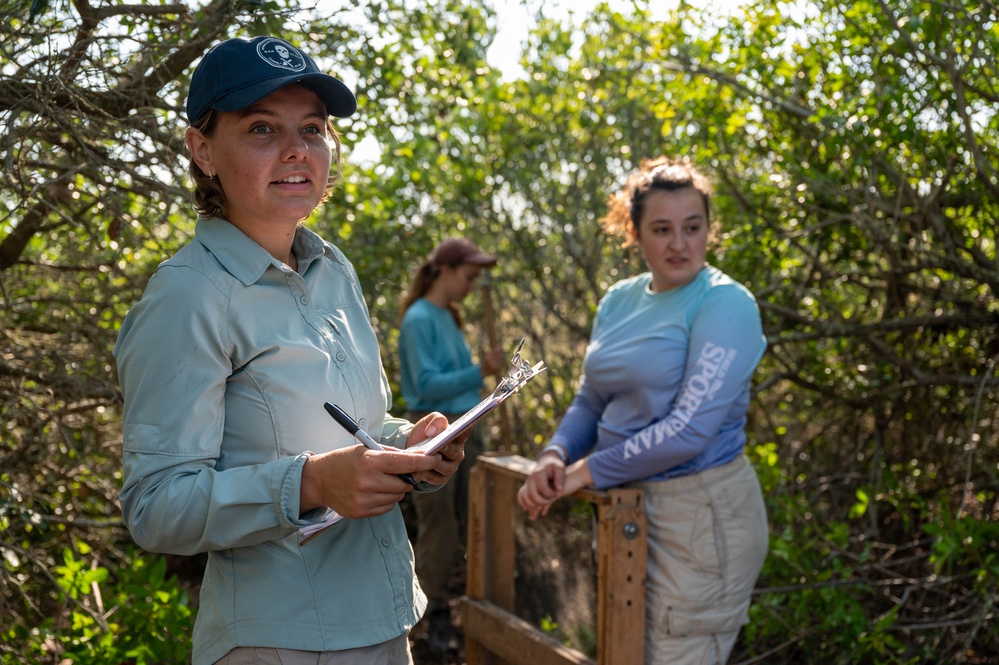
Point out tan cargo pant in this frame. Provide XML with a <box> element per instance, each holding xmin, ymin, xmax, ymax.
<box><xmin>635</xmin><ymin>454</ymin><xmax>769</xmax><ymax>665</ymax></box>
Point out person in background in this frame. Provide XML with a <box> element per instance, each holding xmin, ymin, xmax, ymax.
<box><xmin>397</xmin><ymin>238</ymin><xmax>504</xmax><ymax>654</ymax></box>
<box><xmin>115</xmin><ymin>36</ymin><xmax>466</xmax><ymax>665</ymax></box>
<box><xmin>517</xmin><ymin>157</ymin><xmax>769</xmax><ymax>665</ymax></box>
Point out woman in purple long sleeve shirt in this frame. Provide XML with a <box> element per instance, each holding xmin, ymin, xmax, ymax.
<box><xmin>518</xmin><ymin>157</ymin><xmax>769</xmax><ymax>665</ymax></box>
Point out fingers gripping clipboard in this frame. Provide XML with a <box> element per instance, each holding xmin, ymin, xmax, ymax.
<box><xmin>407</xmin><ymin>339</ymin><xmax>546</xmax><ymax>455</ymax></box>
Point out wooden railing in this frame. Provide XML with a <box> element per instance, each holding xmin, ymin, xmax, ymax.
<box><xmin>462</xmin><ymin>453</ymin><xmax>647</xmax><ymax>665</ymax></box>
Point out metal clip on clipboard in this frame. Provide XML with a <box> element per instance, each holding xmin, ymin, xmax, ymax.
<box><xmin>493</xmin><ymin>338</ymin><xmax>547</xmax><ymax>399</ymax></box>
<box><xmin>406</xmin><ymin>339</ymin><xmax>546</xmax><ymax>456</ymax></box>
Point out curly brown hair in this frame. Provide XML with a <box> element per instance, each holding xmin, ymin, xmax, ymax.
<box><xmin>187</xmin><ymin>109</ymin><xmax>344</xmax><ymax>220</ymax></box>
<box><xmin>601</xmin><ymin>156</ymin><xmax>714</xmax><ymax>248</ymax></box>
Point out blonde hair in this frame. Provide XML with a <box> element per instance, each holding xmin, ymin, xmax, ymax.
<box><xmin>187</xmin><ymin>110</ymin><xmax>344</xmax><ymax>220</ymax></box>
<box><xmin>601</xmin><ymin>157</ymin><xmax>714</xmax><ymax>248</ymax></box>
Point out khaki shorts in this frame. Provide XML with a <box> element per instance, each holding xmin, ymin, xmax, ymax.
<box><xmin>213</xmin><ymin>634</ymin><xmax>412</xmax><ymax>665</ymax></box>
<box><xmin>634</xmin><ymin>454</ymin><xmax>769</xmax><ymax>665</ymax></box>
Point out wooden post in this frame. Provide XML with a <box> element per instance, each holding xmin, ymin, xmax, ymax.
<box><xmin>595</xmin><ymin>488</ymin><xmax>647</xmax><ymax>665</ymax></box>
<box><xmin>480</xmin><ymin>272</ymin><xmax>512</xmax><ymax>450</ymax></box>
<box><xmin>463</xmin><ymin>454</ymin><xmax>646</xmax><ymax>665</ymax></box>
<box><xmin>466</xmin><ymin>455</ymin><xmax>521</xmax><ymax>665</ymax></box>
<box><xmin>465</xmin><ymin>459</ymin><xmax>491</xmax><ymax>665</ymax></box>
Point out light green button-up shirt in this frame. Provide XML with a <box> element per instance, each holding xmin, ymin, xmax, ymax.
<box><xmin>114</xmin><ymin>217</ymin><xmax>424</xmax><ymax>665</ymax></box>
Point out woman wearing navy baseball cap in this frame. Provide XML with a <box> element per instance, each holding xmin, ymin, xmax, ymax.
<box><xmin>114</xmin><ymin>36</ymin><xmax>462</xmax><ymax>665</ymax></box>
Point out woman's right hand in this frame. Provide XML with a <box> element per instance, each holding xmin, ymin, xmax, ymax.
<box><xmin>479</xmin><ymin>345</ymin><xmax>505</xmax><ymax>378</ymax></box>
<box><xmin>517</xmin><ymin>451</ymin><xmax>565</xmax><ymax>520</ymax></box>
<box><xmin>300</xmin><ymin>446</ymin><xmax>440</xmax><ymax>518</ymax></box>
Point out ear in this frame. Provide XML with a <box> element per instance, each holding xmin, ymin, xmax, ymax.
<box><xmin>629</xmin><ymin>221</ymin><xmax>640</xmax><ymax>244</ymax></box>
<box><xmin>185</xmin><ymin>126</ymin><xmax>213</xmax><ymax>175</ymax></box>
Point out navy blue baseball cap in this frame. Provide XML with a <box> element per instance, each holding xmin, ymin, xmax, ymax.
<box><xmin>186</xmin><ymin>36</ymin><xmax>357</xmax><ymax>124</ymax></box>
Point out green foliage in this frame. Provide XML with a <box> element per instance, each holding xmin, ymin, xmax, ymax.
<box><xmin>926</xmin><ymin>509</ymin><xmax>999</xmax><ymax>584</ymax></box>
<box><xmin>2</xmin><ymin>0</ymin><xmax>997</xmax><ymax>663</ymax></box>
<box><xmin>746</xmin><ymin>433</ymin><xmax>998</xmax><ymax>662</ymax></box>
<box><xmin>4</xmin><ymin>544</ymin><xmax>193</xmax><ymax>664</ymax></box>
<box><xmin>536</xmin><ymin>613</ymin><xmax>597</xmax><ymax>659</ymax></box>
<box><xmin>539</xmin><ymin>613</ymin><xmax>562</xmax><ymax>638</ymax></box>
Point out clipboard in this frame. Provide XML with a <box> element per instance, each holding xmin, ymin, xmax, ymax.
<box><xmin>406</xmin><ymin>339</ymin><xmax>546</xmax><ymax>455</ymax></box>
<box><xmin>299</xmin><ymin>339</ymin><xmax>545</xmax><ymax>544</ymax></box>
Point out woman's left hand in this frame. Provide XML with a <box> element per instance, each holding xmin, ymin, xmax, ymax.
<box><xmin>406</xmin><ymin>412</ymin><xmax>466</xmax><ymax>486</ymax></box>
<box><xmin>518</xmin><ymin>456</ymin><xmax>593</xmax><ymax>520</ymax></box>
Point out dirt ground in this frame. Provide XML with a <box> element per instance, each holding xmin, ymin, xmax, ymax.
<box><xmin>408</xmin><ymin>593</ymin><xmax>468</xmax><ymax>665</ymax></box>
<box><xmin>408</xmin><ymin>537</ymin><xmax>470</xmax><ymax>665</ymax></box>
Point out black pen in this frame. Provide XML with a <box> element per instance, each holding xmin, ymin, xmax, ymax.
<box><xmin>324</xmin><ymin>402</ymin><xmax>418</xmax><ymax>488</ymax></box>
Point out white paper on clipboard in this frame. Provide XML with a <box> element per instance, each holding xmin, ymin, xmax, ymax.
<box><xmin>406</xmin><ymin>339</ymin><xmax>546</xmax><ymax>456</ymax></box>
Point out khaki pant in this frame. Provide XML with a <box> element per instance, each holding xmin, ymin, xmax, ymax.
<box><xmin>635</xmin><ymin>455</ymin><xmax>769</xmax><ymax>665</ymax></box>
<box><xmin>406</xmin><ymin>412</ymin><xmax>484</xmax><ymax>604</ymax></box>
<box><xmin>213</xmin><ymin>634</ymin><xmax>412</xmax><ymax>665</ymax></box>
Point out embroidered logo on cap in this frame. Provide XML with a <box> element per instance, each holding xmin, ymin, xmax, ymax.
<box><xmin>256</xmin><ymin>38</ymin><xmax>307</xmax><ymax>72</ymax></box>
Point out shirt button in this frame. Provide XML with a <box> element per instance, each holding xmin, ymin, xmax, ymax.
<box><xmin>336</xmin><ymin>352</ymin><xmax>347</xmax><ymax>362</ymax></box>
<box><xmin>358</xmin><ymin>418</ymin><xmax>367</xmax><ymax>428</ymax></box>
<box><xmin>300</xmin><ymin>295</ymin><xmax>309</xmax><ymax>305</ymax></box>
<box><xmin>381</xmin><ymin>539</ymin><xmax>390</xmax><ymax>547</ymax></box>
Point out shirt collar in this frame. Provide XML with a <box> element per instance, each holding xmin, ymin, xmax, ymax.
<box><xmin>194</xmin><ymin>217</ymin><xmax>334</xmax><ymax>286</ymax></box>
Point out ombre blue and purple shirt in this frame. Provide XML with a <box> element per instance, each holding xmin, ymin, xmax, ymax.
<box><xmin>544</xmin><ymin>266</ymin><xmax>766</xmax><ymax>489</ymax></box>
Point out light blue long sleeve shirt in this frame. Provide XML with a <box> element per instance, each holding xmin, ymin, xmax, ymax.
<box><xmin>544</xmin><ymin>267</ymin><xmax>766</xmax><ymax>489</ymax></box>
<box><xmin>114</xmin><ymin>217</ymin><xmax>423</xmax><ymax>665</ymax></box>
<box><xmin>398</xmin><ymin>298</ymin><xmax>484</xmax><ymax>413</ymax></box>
